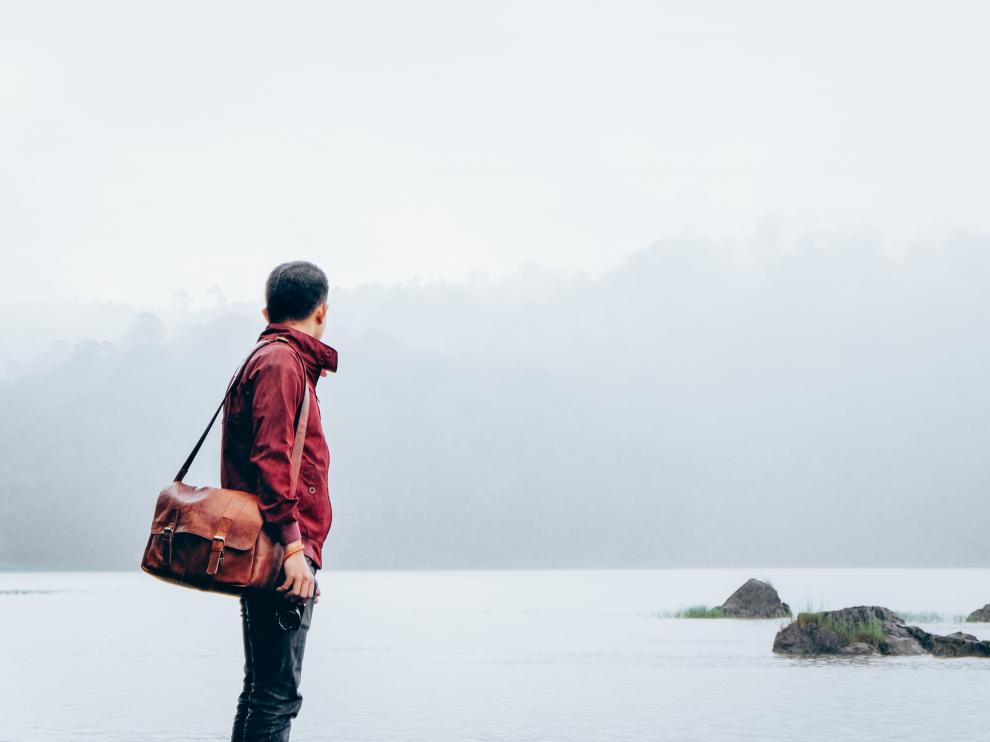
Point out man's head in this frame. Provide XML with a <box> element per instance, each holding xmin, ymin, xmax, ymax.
<box><xmin>262</xmin><ymin>261</ymin><xmax>330</xmax><ymax>339</ymax></box>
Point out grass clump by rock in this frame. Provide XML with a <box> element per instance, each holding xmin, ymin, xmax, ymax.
<box><xmin>895</xmin><ymin>610</ymin><xmax>966</xmax><ymax>624</ymax></box>
<box><xmin>795</xmin><ymin>611</ymin><xmax>886</xmax><ymax>645</ymax></box>
<box><xmin>674</xmin><ymin>605</ymin><xmax>727</xmax><ymax>619</ymax></box>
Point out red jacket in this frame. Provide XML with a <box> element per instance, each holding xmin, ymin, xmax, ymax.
<box><xmin>220</xmin><ymin>323</ymin><xmax>339</xmax><ymax>569</ymax></box>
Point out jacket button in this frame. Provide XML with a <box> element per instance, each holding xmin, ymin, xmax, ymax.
<box><xmin>308</xmin><ymin>486</ymin><xmax>316</xmax><ymax>494</ymax></box>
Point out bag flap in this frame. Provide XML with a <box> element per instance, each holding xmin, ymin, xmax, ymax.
<box><xmin>150</xmin><ymin>482</ymin><xmax>263</xmax><ymax>550</ymax></box>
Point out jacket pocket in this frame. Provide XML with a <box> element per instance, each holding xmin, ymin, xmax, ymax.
<box><xmin>299</xmin><ymin>461</ymin><xmax>320</xmax><ymax>499</ymax></box>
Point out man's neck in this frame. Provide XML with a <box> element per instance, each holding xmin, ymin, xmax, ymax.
<box><xmin>281</xmin><ymin>319</ymin><xmax>320</xmax><ymax>340</ymax></box>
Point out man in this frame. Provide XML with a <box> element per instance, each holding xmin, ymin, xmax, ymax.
<box><xmin>220</xmin><ymin>260</ymin><xmax>339</xmax><ymax>742</ymax></box>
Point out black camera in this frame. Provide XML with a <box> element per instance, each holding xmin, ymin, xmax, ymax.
<box><xmin>274</xmin><ymin>563</ymin><xmax>318</xmax><ymax>632</ymax></box>
<box><xmin>276</xmin><ymin>595</ymin><xmax>305</xmax><ymax>631</ymax></box>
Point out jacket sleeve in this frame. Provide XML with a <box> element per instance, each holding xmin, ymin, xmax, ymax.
<box><xmin>246</xmin><ymin>351</ymin><xmax>306</xmax><ymax>546</ymax></box>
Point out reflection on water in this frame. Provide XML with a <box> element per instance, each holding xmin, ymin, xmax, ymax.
<box><xmin>1</xmin><ymin>568</ymin><xmax>988</xmax><ymax>741</ymax></box>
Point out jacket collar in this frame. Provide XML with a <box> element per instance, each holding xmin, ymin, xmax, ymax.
<box><xmin>257</xmin><ymin>322</ymin><xmax>338</xmax><ymax>385</ymax></box>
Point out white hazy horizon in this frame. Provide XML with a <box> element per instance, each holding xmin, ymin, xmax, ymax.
<box><xmin>4</xmin><ymin>231</ymin><xmax>990</xmax><ymax>570</ymax></box>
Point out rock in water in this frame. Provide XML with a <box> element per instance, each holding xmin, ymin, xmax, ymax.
<box><xmin>773</xmin><ymin>606</ymin><xmax>906</xmax><ymax>655</ymax></box>
<box><xmin>772</xmin><ymin>605</ymin><xmax>990</xmax><ymax>658</ymax></box>
<box><xmin>719</xmin><ymin>578</ymin><xmax>792</xmax><ymax>618</ymax></box>
<box><xmin>931</xmin><ymin>632</ymin><xmax>990</xmax><ymax>658</ymax></box>
<box><xmin>966</xmin><ymin>604</ymin><xmax>990</xmax><ymax>622</ymax></box>
<box><xmin>840</xmin><ymin>642</ymin><xmax>879</xmax><ymax>656</ymax></box>
<box><xmin>882</xmin><ymin>634</ymin><xmax>927</xmax><ymax>656</ymax></box>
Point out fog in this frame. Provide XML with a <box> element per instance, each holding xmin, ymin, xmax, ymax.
<box><xmin>2</xmin><ymin>232</ymin><xmax>988</xmax><ymax>569</ymax></box>
<box><xmin>3</xmin><ymin>1</ymin><xmax>990</xmax><ymax>570</ymax></box>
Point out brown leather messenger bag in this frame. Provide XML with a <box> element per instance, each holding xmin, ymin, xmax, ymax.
<box><xmin>140</xmin><ymin>336</ymin><xmax>309</xmax><ymax>595</ymax></box>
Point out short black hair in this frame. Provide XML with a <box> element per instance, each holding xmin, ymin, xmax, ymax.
<box><xmin>265</xmin><ymin>261</ymin><xmax>329</xmax><ymax>323</ymax></box>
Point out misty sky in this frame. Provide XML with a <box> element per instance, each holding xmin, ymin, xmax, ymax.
<box><xmin>5</xmin><ymin>3</ymin><xmax>990</xmax><ymax>569</ymax></box>
<box><xmin>3</xmin><ymin>1</ymin><xmax>990</xmax><ymax>308</ymax></box>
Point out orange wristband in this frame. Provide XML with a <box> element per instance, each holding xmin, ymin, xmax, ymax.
<box><xmin>282</xmin><ymin>542</ymin><xmax>305</xmax><ymax>563</ymax></box>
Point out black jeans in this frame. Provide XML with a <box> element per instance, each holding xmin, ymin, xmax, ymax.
<box><xmin>231</xmin><ymin>555</ymin><xmax>318</xmax><ymax>742</ymax></box>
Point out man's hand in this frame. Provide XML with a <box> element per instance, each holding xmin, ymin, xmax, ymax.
<box><xmin>276</xmin><ymin>542</ymin><xmax>315</xmax><ymax>603</ymax></box>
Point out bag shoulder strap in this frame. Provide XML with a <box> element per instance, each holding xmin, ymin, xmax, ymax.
<box><xmin>173</xmin><ymin>336</ymin><xmax>310</xmax><ymax>486</ymax></box>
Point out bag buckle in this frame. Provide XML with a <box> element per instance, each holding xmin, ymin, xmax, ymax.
<box><xmin>207</xmin><ymin>534</ymin><xmax>225</xmax><ymax>575</ymax></box>
<box><xmin>161</xmin><ymin>525</ymin><xmax>174</xmax><ymax>565</ymax></box>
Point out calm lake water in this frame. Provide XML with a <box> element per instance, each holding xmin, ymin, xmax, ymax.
<box><xmin>1</xmin><ymin>568</ymin><xmax>988</xmax><ymax>741</ymax></box>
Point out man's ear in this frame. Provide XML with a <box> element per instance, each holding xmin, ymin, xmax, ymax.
<box><xmin>262</xmin><ymin>307</ymin><xmax>269</xmax><ymax>322</ymax></box>
<box><xmin>317</xmin><ymin>302</ymin><xmax>328</xmax><ymax>325</ymax></box>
